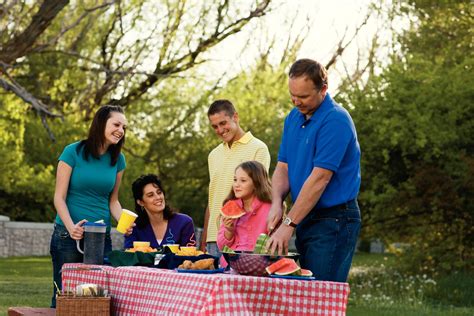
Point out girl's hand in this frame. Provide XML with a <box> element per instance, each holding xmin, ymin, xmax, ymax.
<box><xmin>124</xmin><ymin>223</ymin><xmax>136</xmax><ymax>236</ymax></box>
<box><xmin>222</xmin><ymin>217</ymin><xmax>236</xmax><ymax>240</ymax></box>
<box><xmin>69</xmin><ymin>219</ymin><xmax>87</xmax><ymax>240</ymax></box>
<box><xmin>223</xmin><ymin>217</ymin><xmax>236</xmax><ymax>231</ymax></box>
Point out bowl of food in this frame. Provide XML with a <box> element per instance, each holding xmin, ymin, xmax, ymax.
<box><xmin>222</xmin><ymin>251</ymin><xmax>299</xmax><ymax>276</ymax></box>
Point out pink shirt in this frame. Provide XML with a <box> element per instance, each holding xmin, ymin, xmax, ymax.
<box><xmin>217</xmin><ymin>198</ymin><xmax>271</xmax><ymax>267</ymax></box>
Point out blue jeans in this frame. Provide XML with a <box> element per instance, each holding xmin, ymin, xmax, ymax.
<box><xmin>206</xmin><ymin>242</ymin><xmax>221</xmax><ymax>259</ymax></box>
<box><xmin>295</xmin><ymin>200</ymin><xmax>361</xmax><ymax>282</ymax></box>
<box><xmin>49</xmin><ymin>223</ymin><xmax>112</xmax><ymax>308</ymax></box>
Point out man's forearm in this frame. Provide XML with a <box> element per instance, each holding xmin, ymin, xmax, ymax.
<box><xmin>287</xmin><ymin>167</ymin><xmax>333</xmax><ymax>224</ymax></box>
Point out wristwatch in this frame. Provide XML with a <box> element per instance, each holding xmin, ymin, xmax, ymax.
<box><xmin>283</xmin><ymin>216</ymin><xmax>297</xmax><ymax>228</ymax></box>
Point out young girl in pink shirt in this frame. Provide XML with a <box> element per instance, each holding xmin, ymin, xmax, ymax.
<box><xmin>217</xmin><ymin>161</ymin><xmax>272</xmax><ymax>267</ymax></box>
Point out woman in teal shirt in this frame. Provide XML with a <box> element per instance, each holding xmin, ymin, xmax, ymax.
<box><xmin>49</xmin><ymin>105</ymin><xmax>128</xmax><ymax>307</ymax></box>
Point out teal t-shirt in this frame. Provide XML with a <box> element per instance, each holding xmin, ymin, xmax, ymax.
<box><xmin>55</xmin><ymin>141</ymin><xmax>126</xmax><ymax>229</ymax></box>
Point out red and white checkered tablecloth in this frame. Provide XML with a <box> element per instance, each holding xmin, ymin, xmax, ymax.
<box><xmin>61</xmin><ymin>263</ymin><xmax>350</xmax><ymax>315</ymax></box>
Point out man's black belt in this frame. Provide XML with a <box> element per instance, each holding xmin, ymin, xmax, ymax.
<box><xmin>316</xmin><ymin>199</ymin><xmax>357</xmax><ymax>212</ymax></box>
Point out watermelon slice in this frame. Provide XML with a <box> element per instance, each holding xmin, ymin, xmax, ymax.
<box><xmin>299</xmin><ymin>269</ymin><xmax>313</xmax><ymax>277</ymax></box>
<box><xmin>220</xmin><ymin>200</ymin><xmax>245</xmax><ymax>218</ymax></box>
<box><xmin>274</xmin><ymin>261</ymin><xmax>300</xmax><ymax>275</ymax></box>
<box><xmin>265</xmin><ymin>258</ymin><xmax>297</xmax><ymax>275</ymax></box>
<box><xmin>221</xmin><ymin>245</ymin><xmax>235</xmax><ymax>253</ymax></box>
<box><xmin>289</xmin><ymin>268</ymin><xmax>314</xmax><ymax>276</ymax></box>
<box><xmin>253</xmin><ymin>233</ymin><xmax>269</xmax><ymax>254</ymax></box>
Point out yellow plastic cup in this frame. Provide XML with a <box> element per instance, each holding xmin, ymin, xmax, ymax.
<box><xmin>116</xmin><ymin>209</ymin><xmax>138</xmax><ymax>234</ymax></box>
<box><xmin>164</xmin><ymin>244</ymin><xmax>180</xmax><ymax>253</ymax></box>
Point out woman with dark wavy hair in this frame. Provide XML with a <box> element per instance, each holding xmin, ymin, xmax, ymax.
<box><xmin>124</xmin><ymin>174</ymin><xmax>196</xmax><ymax>249</ymax></box>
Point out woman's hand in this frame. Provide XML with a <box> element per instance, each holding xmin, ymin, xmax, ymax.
<box><xmin>68</xmin><ymin>219</ymin><xmax>87</xmax><ymax>240</ymax></box>
<box><xmin>124</xmin><ymin>223</ymin><xmax>135</xmax><ymax>236</ymax></box>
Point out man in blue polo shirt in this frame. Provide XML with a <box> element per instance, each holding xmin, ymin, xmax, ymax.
<box><xmin>266</xmin><ymin>58</ymin><xmax>361</xmax><ymax>282</ymax></box>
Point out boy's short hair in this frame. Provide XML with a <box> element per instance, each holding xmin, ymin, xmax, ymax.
<box><xmin>208</xmin><ymin>99</ymin><xmax>236</xmax><ymax>117</ymax></box>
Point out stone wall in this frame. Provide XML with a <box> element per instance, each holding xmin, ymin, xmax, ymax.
<box><xmin>0</xmin><ymin>217</ymin><xmax>53</xmax><ymax>257</ymax></box>
<box><xmin>0</xmin><ymin>215</ymin><xmax>205</xmax><ymax>258</ymax></box>
<box><xmin>0</xmin><ymin>215</ymin><xmax>305</xmax><ymax>258</ymax></box>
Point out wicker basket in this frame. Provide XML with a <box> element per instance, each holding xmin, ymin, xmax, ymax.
<box><xmin>56</xmin><ymin>295</ymin><xmax>111</xmax><ymax>316</ymax></box>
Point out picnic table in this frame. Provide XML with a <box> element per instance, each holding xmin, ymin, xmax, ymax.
<box><xmin>61</xmin><ymin>263</ymin><xmax>350</xmax><ymax>315</ymax></box>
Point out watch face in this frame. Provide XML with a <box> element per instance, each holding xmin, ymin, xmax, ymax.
<box><xmin>283</xmin><ymin>217</ymin><xmax>297</xmax><ymax>227</ymax></box>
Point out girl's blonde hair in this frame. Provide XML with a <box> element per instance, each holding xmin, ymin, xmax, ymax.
<box><xmin>223</xmin><ymin>160</ymin><xmax>272</xmax><ymax>205</ymax></box>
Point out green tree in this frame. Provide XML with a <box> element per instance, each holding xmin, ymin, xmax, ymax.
<box><xmin>0</xmin><ymin>97</ymin><xmax>56</xmax><ymax>221</ymax></box>
<box><xmin>215</xmin><ymin>58</ymin><xmax>293</xmax><ymax>173</ymax></box>
<box><xmin>339</xmin><ymin>0</ymin><xmax>473</xmax><ymax>274</ymax></box>
<box><xmin>0</xmin><ymin>0</ymin><xmax>273</xmax><ymax>222</ymax></box>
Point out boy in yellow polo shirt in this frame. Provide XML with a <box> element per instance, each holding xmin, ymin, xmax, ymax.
<box><xmin>200</xmin><ymin>99</ymin><xmax>270</xmax><ymax>256</ymax></box>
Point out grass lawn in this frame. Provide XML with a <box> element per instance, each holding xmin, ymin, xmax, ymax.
<box><xmin>347</xmin><ymin>253</ymin><xmax>473</xmax><ymax>316</ymax></box>
<box><xmin>0</xmin><ymin>257</ymin><xmax>52</xmax><ymax>315</ymax></box>
<box><xmin>0</xmin><ymin>254</ymin><xmax>472</xmax><ymax>315</ymax></box>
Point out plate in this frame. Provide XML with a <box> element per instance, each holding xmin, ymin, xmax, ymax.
<box><xmin>176</xmin><ymin>268</ymin><xmax>225</xmax><ymax>274</ymax></box>
<box><xmin>270</xmin><ymin>274</ymin><xmax>316</xmax><ymax>281</ymax></box>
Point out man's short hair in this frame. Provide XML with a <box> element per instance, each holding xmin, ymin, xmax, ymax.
<box><xmin>208</xmin><ymin>99</ymin><xmax>236</xmax><ymax>117</ymax></box>
<box><xmin>289</xmin><ymin>59</ymin><xmax>328</xmax><ymax>90</ymax></box>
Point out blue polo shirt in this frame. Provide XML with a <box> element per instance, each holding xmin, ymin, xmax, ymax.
<box><xmin>277</xmin><ymin>93</ymin><xmax>360</xmax><ymax>209</ymax></box>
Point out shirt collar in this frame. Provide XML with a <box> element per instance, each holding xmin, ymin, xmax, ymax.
<box><xmin>224</xmin><ymin>131</ymin><xmax>253</xmax><ymax>148</ymax></box>
<box><xmin>299</xmin><ymin>93</ymin><xmax>332</xmax><ymax>122</ymax></box>
<box><xmin>235</xmin><ymin>197</ymin><xmax>264</xmax><ymax>212</ymax></box>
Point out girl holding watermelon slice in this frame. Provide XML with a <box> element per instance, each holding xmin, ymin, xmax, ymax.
<box><xmin>217</xmin><ymin>161</ymin><xmax>272</xmax><ymax>267</ymax></box>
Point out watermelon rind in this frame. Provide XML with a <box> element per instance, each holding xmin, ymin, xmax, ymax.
<box><xmin>289</xmin><ymin>268</ymin><xmax>313</xmax><ymax>276</ymax></box>
<box><xmin>265</xmin><ymin>258</ymin><xmax>296</xmax><ymax>275</ymax></box>
<box><xmin>299</xmin><ymin>269</ymin><xmax>313</xmax><ymax>276</ymax></box>
<box><xmin>274</xmin><ymin>265</ymin><xmax>301</xmax><ymax>276</ymax></box>
<box><xmin>273</xmin><ymin>258</ymin><xmax>300</xmax><ymax>275</ymax></box>
<box><xmin>253</xmin><ymin>233</ymin><xmax>269</xmax><ymax>254</ymax></box>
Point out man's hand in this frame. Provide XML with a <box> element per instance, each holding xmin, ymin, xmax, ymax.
<box><xmin>68</xmin><ymin>219</ymin><xmax>87</xmax><ymax>240</ymax></box>
<box><xmin>267</xmin><ymin>203</ymin><xmax>283</xmax><ymax>234</ymax></box>
<box><xmin>265</xmin><ymin>224</ymin><xmax>294</xmax><ymax>256</ymax></box>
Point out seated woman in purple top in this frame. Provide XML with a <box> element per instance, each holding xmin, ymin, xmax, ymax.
<box><xmin>124</xmin><ymin>174</ymin><xmax>196</xmax><ymax>249</ymax></box>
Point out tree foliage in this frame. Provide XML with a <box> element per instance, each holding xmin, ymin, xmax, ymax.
<box><xmin>338</xmin><ymin>0</ymin><xmax>473</xmax><ymax>274</ymax></box>
<box><xmin>0</xmin><ymin>0</ymin><xmax>273</xmax><ymax>223</ymax></box>
<box><xmin>2</xmin><ymin>0</ymin><xmax>469</xmax><ymax>276</ymax></box>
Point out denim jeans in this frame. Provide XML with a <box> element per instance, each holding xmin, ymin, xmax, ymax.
<box><xmin>49</xmin><ymin>223</ymin><xmax>112</xmax><ymax>308</ymax></box>
<box><xmin>295</xmin><ymin>200</ymin><xmax>361</xmax><ymax>282</ymax></box>
<box><xmin>206</xmin><ymin>242</ymin><xmax>221</xmax><ymax>257</ymax></box>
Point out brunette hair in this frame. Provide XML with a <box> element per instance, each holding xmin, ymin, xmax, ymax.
<box><xmin>289</xmin><ymin>59</ymin><xmax>328</xmax><ymax>90</ymax></box>
<box><xmin>223</xmin><ymin>161</ymin><xmax>272</xmax><ymax>205</ymax></box>
<box><xmin>207</xmin><ymin>99</ymin><xmax>236</xmax><ymax>118</ymax></box>
<box><xmin>132</xmin><ymin>174</ymin><xmax>175</xmax><ymax>228</ymax></box>
<box><xmin>78</xmin><ymin>105</ymin><xmax>125</xmax><ymax>166</ymax></box>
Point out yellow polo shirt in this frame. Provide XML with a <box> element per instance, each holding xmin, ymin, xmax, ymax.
<box><xmin>207</xmin><ymin>131</ymin><xmax>270</xmax><ymax>242</ymax></box>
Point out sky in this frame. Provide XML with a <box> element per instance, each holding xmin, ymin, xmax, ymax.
<box><xmin>201</xmin><ymin>0</ymin><xmax>388</xmax><ymax>93</ymax></box>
